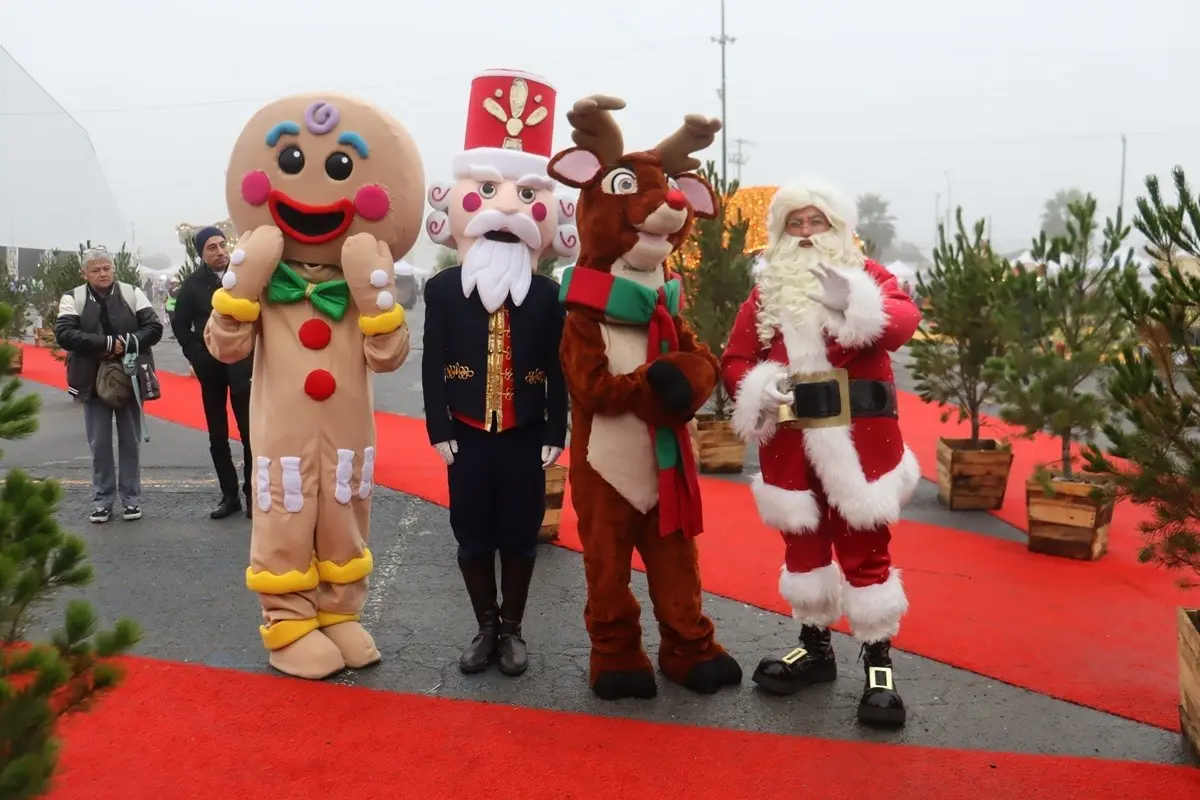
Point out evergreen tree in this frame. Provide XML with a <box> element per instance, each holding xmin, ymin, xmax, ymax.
<box><xmin>537</xmin><ymin>256</ymin><xmax>561</xmax><ymax>278</ymax></box>
<box><xmin>174</xmin><ymin>239</ymin><xmax>203</xmax><ymax>282</ymax></box>
<box><xmin>909</xmin><ymin>209</ymin><xmax>1010</xmax><ymax>444</ymax></box>
<box><xmin>110</xmin><ymin>243</ymin><xmax>141</xmax><ymax>286</ymax></box>
<box><xmin>29</xmin><ymin>252</ymin><xmax>79</xmax><ymax>332</ymax></box>
<box><xmin>0</xmin><ymin>301</ymin><xmax>141</xmax><ymax>798</ymax></box>
<box><xmin>1084</xmin><ymin>167</ymin><xmax>1200</xmax><ymax>583</ymax></box>
<box><xmin>434</xmin><ymin>247</ymin><xmax>458</xmax><ymax>273</ymax></box>
<box><xmin>856</xmin><ymin>193</ymin><xmax>897</xmax><ymax>258</ymax></box>
<box><xmin>986</xmin><ymin>195</ymin><xmax>1138</xmax><ymax>479</ymax></box>
<box><xmin>674</xmin><ymin>161</ymin><xmax>754</xmax><ymax>418</ymax></box>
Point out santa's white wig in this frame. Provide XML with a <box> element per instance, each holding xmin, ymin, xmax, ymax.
<box><xmin>766</xmin><ymin>177</ymin><xmax>858</xmax><ymax>248</ymax></box>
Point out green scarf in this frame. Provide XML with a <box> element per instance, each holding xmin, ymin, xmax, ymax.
<box><xmin>267</xmin><ymin>262</ymin><xmax>351</xmax><ymax>321</ymax></box>
<box><xmin>559</xmin><ymin>266</ymin><xmax>703</xmax><ymax>538</ymax></box>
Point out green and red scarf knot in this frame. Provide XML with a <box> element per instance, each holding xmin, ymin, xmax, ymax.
<box><xmin>560</xmin><ymin>266</ymin><xmax>704</xmax><ymax>538</ymax></box>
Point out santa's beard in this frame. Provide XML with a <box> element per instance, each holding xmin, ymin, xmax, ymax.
<box><xmin>756</xmin><ymin>230</ymin><xmax>862</xmax><ymax>342</ymax></box>
<box><xmin>461</xmin><ymin>239</ymin><xmax>534</xmax><ymax>314</ymax></box>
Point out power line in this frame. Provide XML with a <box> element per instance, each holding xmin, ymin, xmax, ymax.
<box><xmin>753</xmin><ymin>130</ymin><xmax>1200</xmax><ymax>148</ymax></box>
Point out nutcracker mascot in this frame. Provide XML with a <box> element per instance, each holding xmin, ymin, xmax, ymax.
<box><xmin>720</xmin><ymin>178</ymin><xmax>922</xmax><ymax>725</ymax></box>
<box><xmin>421</xmin><ymin>69</ymin><xmax>577</xmax><ymax>677</ymax></box>
<box><xmin>547</xmin><ymin>95</ymin><xmax>742</xmax><ymax>700</ymax></box>
<box><xmin>206</xmin><ymin>94</ymin><xmax>425</xmax><ymax>680</ymax></box>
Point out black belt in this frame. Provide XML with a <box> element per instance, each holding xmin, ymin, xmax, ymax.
<box><xmin>792</xmin><ymin>379</ymin><xmax>897</xmax><ymax>420</ymax></box>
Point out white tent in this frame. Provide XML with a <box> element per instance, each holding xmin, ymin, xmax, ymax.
<box><xmin>885</xmin><ymin>260</ymin><xmax>916</xmax><ymax>283</ymax></box>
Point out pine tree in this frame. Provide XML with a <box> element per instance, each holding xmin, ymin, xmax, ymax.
<box><xmin>110</xmin><ymin>243</ymin><xmax>141</xmax><ymax>287</ymax></box>
<box><xmin>174</xmin><ymin>239</ymin><xmax>203</xmax><ymax>282</ymax></box>
<box><xmin>434</xmin><ymin>247</ymin><xmax>458</xmax><ymax>273</ymax></box>
<box><xmin>986</xmin><ymin>195</ymin><xmax>1138</xmax><ymax>479</ymax></box>
<box><xmin>0</xmin><ymin>301</ymin><xmax>141</xmax><ymax>798</ymax></box>
<box><xmin>674</xmin><ymin>161</ymin><xmax>755</xmax><ymax>418</ymax></box>
<box><xmin>30</xmin><ymin>252</ymin><xmax>79</xmax><ymax>333</ymax></box>
<box><xmin>1084</xmin><ymin>167</ymin><xmax>1200</xmax><ymax>583</ymax></box>
<box><xmin>909</xmin><ymin>210</ymin><xmax>1010</xmax><ymax>444</ymax></box>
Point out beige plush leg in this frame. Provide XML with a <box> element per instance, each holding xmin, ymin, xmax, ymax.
<box><xmin>315</xmin><ymin>446</ymin><xmax>379</xmax><ymax>668</ymax></box>
<box><xmin>248</xmin><ymin>453</ymin><xmax>345</xmax><ymax>680</ymax></box>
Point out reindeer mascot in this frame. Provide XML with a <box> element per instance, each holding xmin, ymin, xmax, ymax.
<box><xmin>206</xmin><ymin>95</ymin><xmax>425</xmax><ymax>680</ymax></box>
<box><xmin>548</xmin><ymin>96</ymin><xmax>742</xmax><ymax>700</ymax></box>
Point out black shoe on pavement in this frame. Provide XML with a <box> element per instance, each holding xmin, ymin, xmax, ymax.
<box><xmin>122</xmin><ymin>505</ymin><xmax>142</xmax><ymax>521</ymax></box>
<box><xmin>210</xmin><ymin>496</ymin><xmax>243</xmax><ymax>520</ymax></box>
<box><xmin>857</xmin><ymin>639</ymin><xmax>906</xmax><ymax>727</ymax></box>
<box><xmin>89</xmin><ymin>506</ymin><xmax>112</xmax><ymax>524</ymax></box>
<box><xmin>752</xmin><ymin>624</ymin><xmax>839</xmax><ymax>695</ymax></box>
<box><xmin>457</xmin><ymin>555</ymin><xmax>499</xmax><ymax>674</ymax></box>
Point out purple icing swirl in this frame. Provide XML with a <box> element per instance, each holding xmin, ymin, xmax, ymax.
<box><xmin>304</xmin><ymin>101</ymin><xmax>339</xmax><ymax>135</ymax></box>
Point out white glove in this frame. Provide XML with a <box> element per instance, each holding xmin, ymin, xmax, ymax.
<box><xmin>434</xmin><ymin>440</ymin><xmax>458</xmax><ymax>465</ymax></box>
<box><xmin>541</xmin><ymin>446</ymin><xmax>563</xmax><ymax>468</ymax></box>
<box><xmin>764</xmin><ymin>372</ymin><xmax>793</xmax><ymax>408</ymax></box>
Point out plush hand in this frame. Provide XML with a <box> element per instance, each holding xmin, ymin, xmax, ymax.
<box><xmin>224</xmin><ymin>226</ymin><xmax>284</xmax><ymax>301</ymax></box>
<box><xmin>342</xmin><ymin>233</ymin><xmax>401</xmax><ymax>321</ymax></box>
<box><xmin>541</xmin><ymin>446</ymin><xmax>563</xmax><ymax>468</ymax></box>
<box><xmin>647</xmin><ymin>359</ymin><xmax>694</xmax><ymax>415</ymax></box>
<box><xmin>434</xmin><ymin>440</ymin><xmax>458</xmax><ymax>466</ymax></box>
<box><xmin>806</xmin><ymin>264</ymin><xmax>851</xmax><ymax>313</ymax></box>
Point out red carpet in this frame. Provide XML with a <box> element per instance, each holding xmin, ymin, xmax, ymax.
<box><xmin>46</xmin><ymin>657</ymin><xmax>1200</xmax><ymax>800</ymax></box>
<box><xmin>16</xmin><ymin>345</ymin><xmax>1193</xmax><ymax>731</ymax></box>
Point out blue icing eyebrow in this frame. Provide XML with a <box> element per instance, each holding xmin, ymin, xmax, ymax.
<box><xmin>265</xmin><ymin>121</ymin><xmax>301</xmax><ymax>146</ymax></box>
<box><xmin>337</xmin><ymin>131</ymin><xmax>369</xmax><ymax>158</ymax></box>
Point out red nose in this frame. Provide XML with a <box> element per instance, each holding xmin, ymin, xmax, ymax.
<box><xmin>665</xmin><ymin>189</ymin><xmax>688</xmax><ymax>211</ymax></box>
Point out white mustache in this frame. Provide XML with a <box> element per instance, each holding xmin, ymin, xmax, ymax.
<box><xmin>464</xmin><ymin>209</ymin><xmax>543</xmax><ymax>250</ymax></box>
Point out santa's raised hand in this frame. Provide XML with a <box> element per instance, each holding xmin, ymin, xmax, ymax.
<box><xmin>224</xmin><ymin>225</ymin><xmax>284</xmax><ymax>302</ymax></box>
<box><xmin>806</xmin><ymin>263</ymin><xmax>852</xmax><ymax>314</ymax></box>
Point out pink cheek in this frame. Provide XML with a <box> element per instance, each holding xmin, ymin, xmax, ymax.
<box><xmin>241</xmin><ymin>170</ymin><xmax>271</xmax><ymax>206</ymax></box>
<box><xmin>462</xmin><ymin>192</ymin><xmax>482</xmax><ymax>213</ymax></box>
<box><xmin>531</xmin><ymin>201</ymin><xmax>547</xmax><ymax>222</ymax></box>
<box><xmin>354</xmin><ymin>184</ymin><xmax>391</xmax><ymax>222</ymax></box>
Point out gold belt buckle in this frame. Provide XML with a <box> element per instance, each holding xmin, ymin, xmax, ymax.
<box><xmin>777</xmin><ymin>368</ymin><xmax>851</xmax><ymax>430</ymax></box>
<box><xmin>781</xmin><ymin>647</ymin><xmax>808</xmax><ymax>665</ymax></box>
<box><xmin>868</xmin><ymin>666</ymin><xmax>894</xmax><ymax>691</ymax></box>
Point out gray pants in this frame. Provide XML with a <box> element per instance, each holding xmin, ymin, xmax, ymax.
<box><xmin>83</xmin><ymin>398</ymin><xmax>142</xmax><ymax>508</ymax></box>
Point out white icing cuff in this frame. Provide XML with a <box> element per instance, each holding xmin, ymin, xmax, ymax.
<box><xmin>824</xmin><ymin>267</ymin><xmax>888</xmax><ymax>348</ymax></box>
<box><xmin>369</xmin><ymin>269</ymin><xmax>390</xmax><ymax>289</ymax></box>
<box><xmin>221</xmin><ymin>271</ymin><xmax>238</xmax><ymax>290</ymax></box>
<box><xmin>376</xmin><ymin>291</ymin><xmax>395</xmax><ymax>311</ymax></box>
<box><xmin>230</xmin><ymin>248</ymin><xmax>246</xmax><ymax>266</ymax></box>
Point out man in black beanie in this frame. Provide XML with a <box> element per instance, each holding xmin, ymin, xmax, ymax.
<box><xmin>172</xmin><ymin>226</ymin><xmax>254</xmax><ymax>519</ymax></box>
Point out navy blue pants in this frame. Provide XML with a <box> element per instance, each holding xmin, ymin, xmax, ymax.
<box><xmin>447</xmin><ymin>419</ymin><xmax>546</xmax><ymax>560</ymax></box>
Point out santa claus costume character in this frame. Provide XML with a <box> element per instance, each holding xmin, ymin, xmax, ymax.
<box><xmin>720</xmin><ymin>178</ymin><xmax>922</xmax><ymax>726</ymax></box>
<box><xmin>421</xmin><ymin>69</ymin><xmax>578</xmax><ymax>677</ymax></box>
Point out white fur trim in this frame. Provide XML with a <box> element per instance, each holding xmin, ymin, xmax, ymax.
<box><xmin>731</xmin><ymin>360</ymin><xmax>787</xmax><ymax>444</ymax></box>
<box><xmin>843</xmin><ymin>570</ymin><xmax>908</xmax><ymax>643</ymax></box>
<box><xmin>824</xmin><ymin>267</ymin><xmax>887</xmax><ymax>348</ymax></box>
<box><xmin>751</xmin><ymin>473</ymin><xmax>821</xmax><ymax>533</ymax></box>
<box><xmin>453</xmin><ymin>148</ymin><xmax>552</xmax><ymax>182</ymax></box>
<box><xmin>767</xmin><ymin>177</ymin><xmax>858</xmax><ymax>245</ymax></box>
<box><xmin>779</xmin><ymin>562</ymin><xmax>844</xmax><ymax>626</ymax></box>
<box><xmin>803</xmin><ymin>434</ymin><xmax>921</xmax><ymax>529</ymax></box>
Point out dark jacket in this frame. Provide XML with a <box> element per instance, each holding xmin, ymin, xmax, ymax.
<box><xmin>172</xmin><ymin>265</ymin><xmax>253</xmax><ymax>392</ymax></box>
<box><xmin>421</xmin><ymin>266</ymin><xmax>567</xmax><ymax>448</ymax></box>
<box><xmin>55</xmin><ymin>282</ymin><xmax>163</xmax><ymax>400</ymax></box>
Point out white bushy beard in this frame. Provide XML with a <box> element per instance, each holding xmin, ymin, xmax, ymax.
<box><xmin>756</xmin><ymin>229</ymin><xmax>863</xmax><ymax>343</ymax></box>
<box><xmin>461</xmin><ymin>239</ymin><xmax>534</xmax><ymax>314</ymax></box>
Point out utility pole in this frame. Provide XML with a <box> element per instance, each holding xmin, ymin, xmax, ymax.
<box><xmin>712</xmin><ymin>0</ymin><xmax>735</xmax><ymax>184</ymax></box>
<box><xmin>1118</xmin><ymin>133</ymin><xmax>1128</xmax><ymax>220</ymax></box>
<box><xmin>729</xmin><ymin>138</ymin><xmax>753</xmax><ymax>183</ymax></box>
<box><xmin>934</xmin><ymin>193</ymin><xmax>941</xmax><ymax>245</ymax></box>
<box><xmin>944</xmin><ymin>171</ymin><xmax>953</xmax><ymax>232</ymax></box>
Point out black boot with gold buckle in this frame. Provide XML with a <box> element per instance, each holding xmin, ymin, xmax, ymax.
<box><xmin>857</xmin><ymin>639</ymin><xmax>906</xmax><ymax>727</ymax></box>
<box><xmin>751</xmin><ymin>624</ymin><xmax>838</xmax><ymax>695</ymax></box>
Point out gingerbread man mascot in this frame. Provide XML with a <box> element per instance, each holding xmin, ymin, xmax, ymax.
<box><xmin>720</xmin><ymin>178</ymin><xmax>921</xmax><ymax>726</ymax></box>
<box><xmin>206</xmin><ymin>94</ymin><xmax>424</xmax><ymax>680</ymax></box>
<box><xmin>548</xmin><ymin>96</ymin><xmax>742</xmax><ymax>700</ymax></box>
<box><xmin>421</xmin><ymin>69</ymin><xmax>578</xmax><ymax>677</ymax></box>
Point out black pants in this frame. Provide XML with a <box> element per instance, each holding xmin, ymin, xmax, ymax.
<box><xmin>447</xmin><ymin>419</ymin><xmax>546</xmax><ymax>560</ymax></box>
<box><xmin>199</xmin><ymin>372</ymin><xmax>251</xmax><ymax>499</ymax></box>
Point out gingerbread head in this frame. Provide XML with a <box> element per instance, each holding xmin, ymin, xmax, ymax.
<box><xmin>226</xmin><ymin>94</ymin><xmax>425</xmax><ymax>266</ymax></box>
<box><xmin>424</xmin><ymin>69</ymin><xmax>580</xmax><ymax>295</ymax></box>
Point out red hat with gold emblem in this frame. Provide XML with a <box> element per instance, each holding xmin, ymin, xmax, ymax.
<box><xmin>451</xmin><ymin>68</ymin><xmax>557</xmax><ymax>181</ymax></box>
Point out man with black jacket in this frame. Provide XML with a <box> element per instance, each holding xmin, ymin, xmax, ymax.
<box><xmin>172</xmin><ymin>226</ymin><xmax>253</xmax><ymax>519</ymax></box>
<box><xmin>55</xmin><ymin>246</ymin><xmax>163</xmax><ymax>524</ymax></box>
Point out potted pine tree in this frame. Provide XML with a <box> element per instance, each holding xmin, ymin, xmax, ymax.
<box><xmin>0</xmin><ymin>280</ymin><xmax>29</xmax><ymax>374</ymax></box>
<box><xmin>987</xmin><ymin>195</ymin><xmax>1137</xmax><ymax>560</ymax></box>
<box><xmin>910</xmin><ymin>210</ymin><xmax>1014</xmax><ymax>510</ymax></box>
<box><xmin>31</xmin><ymin>249</ymin><xmax>79</xmax><ymax>348</ymax></box>
<box><xmin>674</xmin><ymin>162</ymin><xmax>755</xmax><ymax>474</ymax></box>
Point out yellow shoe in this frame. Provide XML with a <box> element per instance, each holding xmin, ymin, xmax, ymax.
<box><xmin>321</xmin><ymin>620</ymin><xmax>381</xmax><ymax>669</ymax></box>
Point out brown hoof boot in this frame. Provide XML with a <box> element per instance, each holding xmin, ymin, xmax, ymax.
<box><xmin>267</xmin><ymin>629</ymin><xmax>345</xmax><ymax>680</ymax></box>
<box><xmin>321</xmin><ymin>621</ymin><xmax>381</xmax><ymax>669</ymax></box>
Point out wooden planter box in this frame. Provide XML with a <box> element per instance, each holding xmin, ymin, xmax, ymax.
<box><xmin>936</xmin><ymin>438</ymin><xmax>1013</xmax><ymax>511</ymax></box>
<box><xmin>33</xmin><ymin>327</ymin><xmax>54</xmax><ymax>348</ymax></box>
<box><xmin>1025</xmin><ymin>473</ymin><xmax>1116</xmax><ymax>561</ymax></box>
<box><xmin>1180</xmin><ymin>608</ymin><xmax>1200</xmax><ymax>760</ymax></box>
<box><xmin>538</xmin><ymin>464</ymin><xmax>568</xmax><ymax>544</ymax></box>
<box><xmin>692</xmin><ymin>414</ymin><xmax>745</xmax><ymax>474</ymax></box>
<box><xmin>7</xmin><ymin>345</ymin><xmax>21</xmax><ymax>375</ymax></box>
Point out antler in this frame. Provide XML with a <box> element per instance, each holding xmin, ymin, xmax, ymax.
<box><xmin>565</xmin><ymin>95</ymin><xmax>626</xmax><ymax>166</ymax></box>
<box><xmin>655</xmin><ymin>114</ymin><xmax>722</xmax><ymax>175</ymax></box>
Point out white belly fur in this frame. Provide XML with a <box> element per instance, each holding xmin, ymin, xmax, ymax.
<box><xmin>587</xmin><ymin>322</ymin><xmax>659</xmax><ymax>513</ymax></box>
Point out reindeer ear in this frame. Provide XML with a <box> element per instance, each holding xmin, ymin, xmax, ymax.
<box><xmin>675</xmin><ymin>174</ymin><xmax>718</xmax><ymax>220</ymax></box>
<box><xmin>548</xmin><ymin>147</ymin><xmax>603</xmax><ymax>189</ymax></box>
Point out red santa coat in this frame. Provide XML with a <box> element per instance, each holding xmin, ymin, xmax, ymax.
<box><xmin>720</xmin><ymin>260</ymin><xmax>923</xmax><ymax>534</ymax></box>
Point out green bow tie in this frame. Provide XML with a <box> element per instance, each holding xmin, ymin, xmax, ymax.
<box><xmin>267</xmin><ymin>262</ymin><xmax>351</xmax><ymax>321</ymax></box>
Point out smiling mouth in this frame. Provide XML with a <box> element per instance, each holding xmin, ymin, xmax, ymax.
<box><xmin>798</xmin><ymin>239</ymin><xmax>814</xmax><ymax>248</ymax></box>
<box><xmin>483</xmin><ymin>230</ymin><xmax>521</xmax><ymax>244</ymax></box>
<box><xmin>267</xmin><ymin>190</ymin><xmax>355</xmax><ymax>244</ymax></box>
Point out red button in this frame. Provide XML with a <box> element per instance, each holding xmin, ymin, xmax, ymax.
<box><xmin>298</xmin><ymin>318</ymin><xmax>331</xmax><ymax>350</ymax></box>
<box><xmin>304</xmin><ymin>369</ymin><xmax>336</xmax><ymax>401</ymax></box>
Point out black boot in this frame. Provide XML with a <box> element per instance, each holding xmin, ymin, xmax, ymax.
<box><xmin>857</xmin><ymin>639</ymin><xmax>906</xmax><ymax>727</ymax></box>
<box><xmin>457</xmin><ymin>556</ymin><xmax>499</xmax><ymax>674</ymax></box>
<box><xmin>751</xmin><ymin>624</ymin><xmax>838</xmax><ymax>695</ymax></box>
<box><xmin>210</xmin><ymin>495</ymin><xmax>242</xmax><ymax>520</ymax></box>
<box><xmin>244</xmin><ymin>492</ymin><xmax>253</xmax><ymax>519</ymax></box>
<box><xmin>497</xmin><ymin>555</ymin><xmax>536</xmax><ymax>677</ymax></box>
